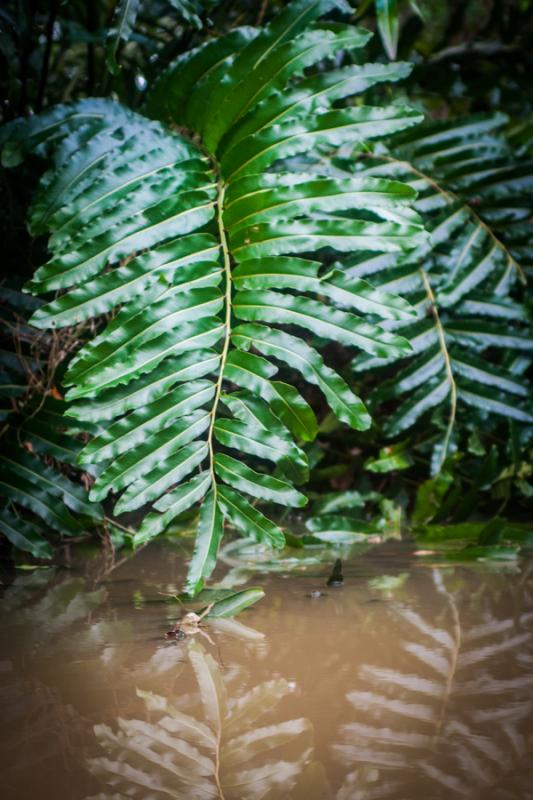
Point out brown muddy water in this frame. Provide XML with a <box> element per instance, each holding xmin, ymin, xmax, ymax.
<box><xmin>1</xmin><ymin>539</ymin><xmax>533</xmax><ymax>800</ymax></box>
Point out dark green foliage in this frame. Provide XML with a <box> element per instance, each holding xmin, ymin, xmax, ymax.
<box><xmin>0</xmin><ymin>289</ymin><xmax>104</xmax><ymax>558</ymax></box>
<box><xmin>0</xmin><ymin>0</ymin><xmax>531</xmax><ymax>575</ymax></box>
<box><xmin>3</xmin><ymin>1</ymin><xmax>428</xmax><ymax>590</ymax></box>
<box><xmin>348</xmin><ymin>114</ymin><xmax>533</xmax><ymax>472</ymax></box>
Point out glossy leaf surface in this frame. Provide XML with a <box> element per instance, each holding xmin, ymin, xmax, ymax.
<box><xmin>5</xmin><ymin>0</ymin><xmax>424</xmax><ymax>589</ymax></box>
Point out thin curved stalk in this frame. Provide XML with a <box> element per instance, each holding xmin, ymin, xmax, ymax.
<box><xmin>206</xmin><ymin>178</ymin><xmax>232</xmax><ymax>498</ymax></box>
<box><xmin>419</xmin><ymin>268</ymin><xmax>457</xmax><ymax>471</ymax></box>
<box><xmin>365</xmin><ymin>153</ymin><xmax>526</xmax><ymax>284</ymax></box>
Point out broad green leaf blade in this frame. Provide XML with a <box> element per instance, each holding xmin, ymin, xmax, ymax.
<box><xmin>219</xmin><ymin>60</ymin><xmax>414</xmax><ymax>157</ymax></box>
<box><xmin>268</xmin><ymin>381</ymin><xmax>318</xmax><ymax>442</ymax></box>
<box><xmin>136</xmin><ymin>473</ymin><xmax>211</xmax><ymax>546</ymax></box>
<box><xmin>201</xmin><ymin>0</ymin><xmax>352</xmax><ymax>149</ymax></box>
<box><xmin>66</xmin><ymin>350</ymin><xmax>221</xmax><ymax>422</ymax></box>
<box><xmin>67</xmin><ymin>288</ymin><xmax>223</xmax><ymax>388</ymax></box>
<box><xmin>116</xmin><ymin>441</ymin><xmax>209</xmax><ymax>514</ymax></box>
<box><xmin>146</xmin><ymin>28</ymin><xmax>258</xmax><ymax>123</ymax></box>
<box><xmin>2</xmin><ymin>98</ymin><xmax>134</xmax><ymax>166</ymax></box>
<box><xmin>384</xmin><ymin>377</ymin><xmax>450</xmax><ymax>436</ymax></box>
<box><xmin>215</xmin><ymin>453</ymin><xmax>306</xmax><ymax>507</ymax></box>
<box><xmin>31</xmin><ymin>234</ymin><xmax>220</xmax><ymax>328</ymax></box>
<box><xmin>207</xmin><ymin>588</ymin><xmax>265</xmax><ymax>618</ymax></box>
<box><xmin>207</xmin><ymin>25</ymin><xmax>372</xmax><ymax>152</ymax></box>
<box><xmin>0</xmin><ymin>451</ymin><xmax>102</xmax><ymax>519</ymax></box>
<box><xmin>233</xmin><ymin>257</ymin><xmax>416</xmax><ymax>321</ymax></box>
<box><xmin>376</xmin><ymin>0</ymin><xmax>399</xmax><ymax>60</ymax></box>
<box><xmin>66</xmin><ymin>318</ymin><xmax>225</xmax><ymax>400</ymax></box>
<box><xmin>232</xmin><ymin>324</ymin><xmax>371</xmax><ymax>430</ymax></box>
<box><xmin>234</xmin><ymin>290</ymin><xmax>412</xmax><ymax>359</ymax></box>
<box><xmin>0</xmin><ymin>509</ymin><xmax>54</xmax><ymax>559</ymax></box>
<box><xmin>312</xmin><ymin>490</ymin><xmax>374</xmax><ymax>514</ymax></box>
<box><xmin>223</xmin><ymin>353</ymin><xmax>317</xmax><ymax>440</ymax></box>
<box><xmin>80</xmin><ymin>380</ymin><xmax>215</xmax><ymax>464</ymax></box>
<box><xmin>230</xmin><ymin>218</ymin><xmax>426</xmax><ymax>261</ymax></box>
<box><xmin>306</xmin><ymin>514</ymin><xmax>378</xmax><ymax>542</ymax></box>
<box><xmin>185</xmin><ymin>489</ymin><xmax>224</xmax><ymax>596</ymax></box>
<box><xmin>214</xmin><ymin>417</ymin><xmax>308</xmax><ymax>478</ymax></box>
<box><xmin>221</xmin><ymin>105</ymin><xmax>423</xmax><ymax>179</ymax></box>
<box><xmin>89</xmin><ymin>411</ymin><xmax>210</xmax><ymax>501</ymax></box>
<box><xmin>224</xmin><ymin>173</ymin><xmax>418</xmax><ymax>232</ymax></box>
<box><xmin>0</xmin><ymin>472</ymin><xmax>83</xmax><ymax>536</ymax></box>
<box><xmin>458</xmin><ymin>381</ymin><xmax>533</xmax><ymax>423</ymax></box>
<box><xmin>218</xmin><ymin>485</ymin><xmax>286</xmax><ymax>549</ymax></box>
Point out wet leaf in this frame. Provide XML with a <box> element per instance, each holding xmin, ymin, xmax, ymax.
<box><xmin>306</xmin><ymin>515</ymin><xmax>379</xmax><ymax>543</ymax></box>
<box><xmin>364</xmin><ymin>443</ymin><xmax>412</xmax><ymax>473</ymax></box>
<box><xmin>207</xmin><ymin>587</ymin><xmax>265</xmax><ymax>618</ymax></box>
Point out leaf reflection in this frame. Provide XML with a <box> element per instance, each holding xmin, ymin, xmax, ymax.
<box><xmin>88</xmin><ymin>640</ymin><xmax>314</xmax><ymax>799</ymax></box>
<box><xmin>334</xmin><ymin>566</ymin><xmax>533</xmax><ymax>799</ymax></box>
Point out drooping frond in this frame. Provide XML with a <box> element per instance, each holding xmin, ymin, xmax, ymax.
<box><xmin>346</xmin><ymin>114</ymin><xmax>533</xmax><ymax>471</ymax></box>
<box><xmin>4</xmin><ymin>0</ymin><xmax>426</xmax><ymax>591</ymax></box>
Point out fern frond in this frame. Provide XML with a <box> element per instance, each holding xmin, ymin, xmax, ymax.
<box><xmin>346</xmin><ymin>113</ymin><xmax>533</xmax><ymax>471</ymax></box>
<box><xmin>5</xmin><ymin>0</ymin><xmax>425</xmax><ymax>591</ymax></box>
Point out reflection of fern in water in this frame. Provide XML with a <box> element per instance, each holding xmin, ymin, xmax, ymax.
<box><xmin>334</xmin><ymin>568</ymin><xmax>533</xmax><ymax>799</ymax></box>
<box><xmin>87</xmin><ymin>640</ymin><xmax>314</xmax><ymax>799</ymax></box>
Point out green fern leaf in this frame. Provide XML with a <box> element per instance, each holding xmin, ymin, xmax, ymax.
<box><xmin>347</xmin><ymin>113</ymin><xmax>533</xmax><ymax>472</ymax></box>
<box><xmin>4</xmin><ymin>0</ymin><xmax>425</xmax><ymax>591</ymax></box>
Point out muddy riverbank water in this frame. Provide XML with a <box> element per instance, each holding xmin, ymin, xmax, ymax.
<box><xmin>1</xmin><ymin>540</ymin><xmax>532</xmax><ymax>799</ymax></box>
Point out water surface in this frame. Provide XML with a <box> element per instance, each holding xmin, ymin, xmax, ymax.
<box><xmin>1</xmin><ymin>540</ymin><xmax>532</xmax><ymax>799</ymax></box>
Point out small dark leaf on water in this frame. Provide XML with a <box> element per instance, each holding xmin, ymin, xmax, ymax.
<box><xmin>327</xmin><ymin>558</ymin><xmax>344</xmax><ymax>587</ymax></box>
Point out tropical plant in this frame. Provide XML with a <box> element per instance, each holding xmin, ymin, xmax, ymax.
<box><xmin>2</xmin><ymin>0</ymin><xmax>428</xmax><ymax>590</ymax></box>
<box><xmin>347</xmin><ymin>113</ymin><xmax>533</xmax><ymax>473</ymax></box>
<box><xmin>106</xmin><ymin>0</ymin><xmax>215</xmax><ymax>75</ymax></box>
<box><xmin>0</xmin><ymin>288</ymin><xmax>104</xmax><ymax>558</ymax></box>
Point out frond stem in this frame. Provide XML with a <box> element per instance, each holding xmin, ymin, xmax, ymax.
<box><xmin>363</xmin><ymin>153</ymin><xmax>526</xmax><ymax>284</ymax></box>
<box><xmin>419</xmin><ymin>268</ymin><xmax>457</xmax><ymax>471</ymax></box>
<box><xmin>206</xmin><ymin>178</ymin><xmax>232</xmax><ymax>496</ymax></box>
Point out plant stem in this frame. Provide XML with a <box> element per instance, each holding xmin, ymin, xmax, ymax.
<box><xmin>103</xmin><ymin>516</ymin><xmax>136</xmax><ymax>535</ymax></box>
<box><xmin>86</xmin><ymin>0</ymin><xmax>96</xmax><ymax>94</ymax></box>
<box><xmin>36</xmin><ymin>0</ymin><xmax>59</xmax><ymax>111</ymax></box>
<box><xmin>206</xmin><ymin>178</ymin><xmax>232</xmax><ymax>495</ymax></box>
<box><xmin>419</xmin><ymin>268</ymin><xmax>457</xmax><ymax>471</ymax></box>
<box><xmin>18</xmin><ymin>0</ymin><xmax>37</xmax><ymax>115</ymax></box>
